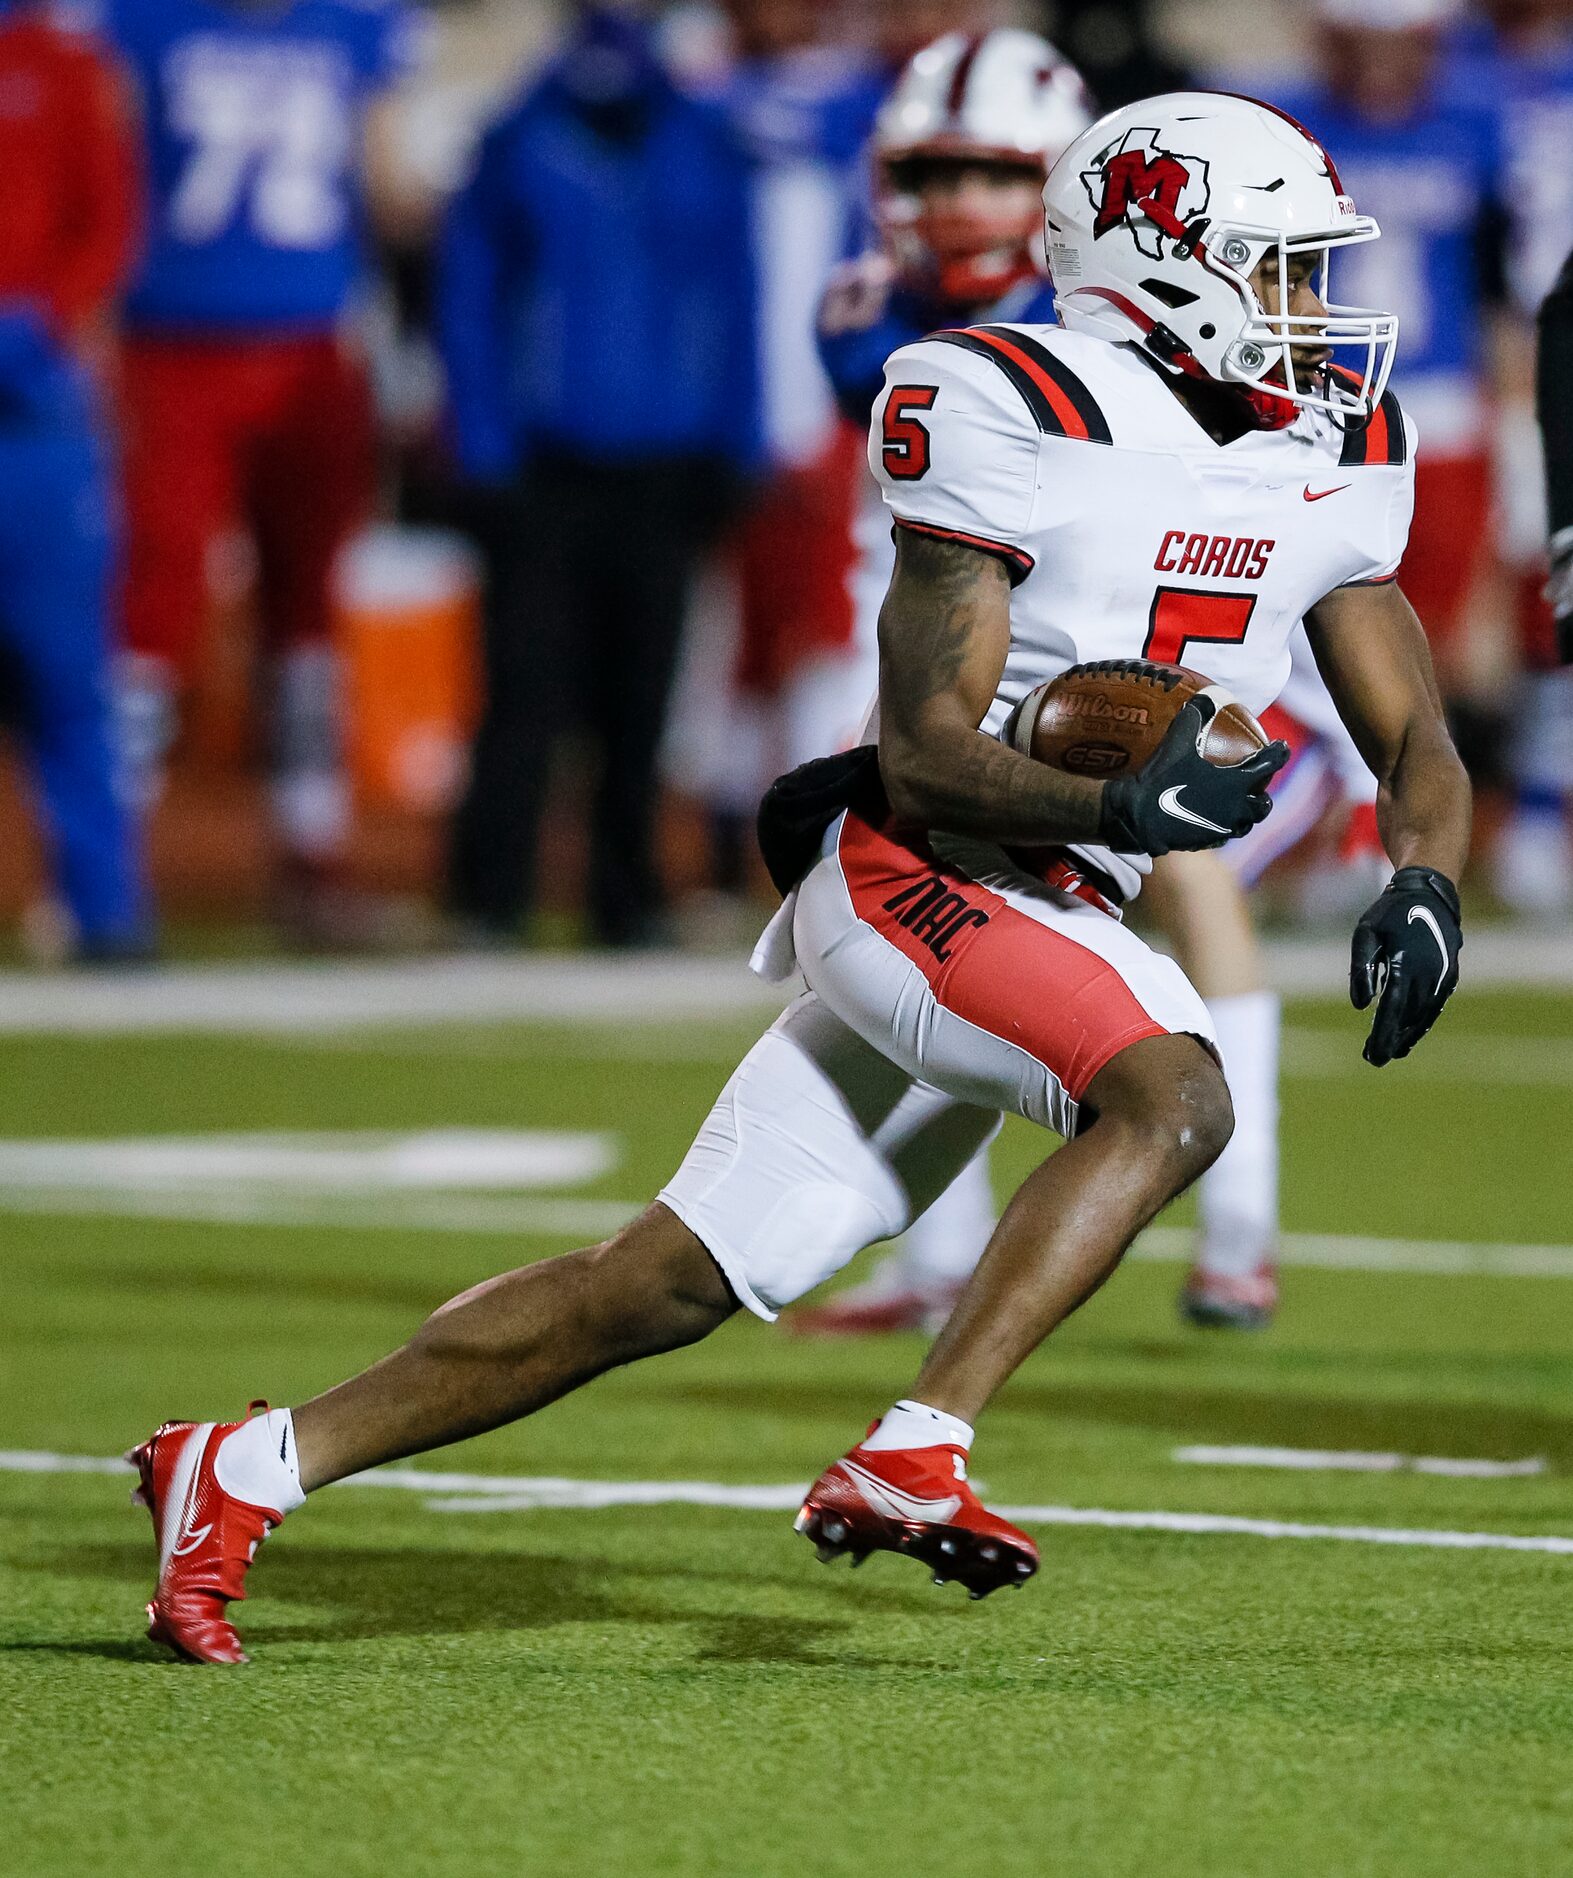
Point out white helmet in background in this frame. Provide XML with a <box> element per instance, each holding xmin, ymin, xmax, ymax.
<box><xmin>876</xmin><ymin>29</ymin><xmax>1096</xmax><ymax>307</ymax></box>
<box><xmin>1045</xmin><ymin>91</ymin><xmax>1398</xmax><ymax>426</ymax></box>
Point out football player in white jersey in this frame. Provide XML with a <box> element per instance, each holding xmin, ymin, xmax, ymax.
<box><xmin>795</xmin><ymin>36</ymin><xmax>1379</xmax><ymax>1337</ymax></box>
<box><xmin>127</xmin><ymin>93</ymin><xmax>1470</xmax><ymax>1659</ymax></box>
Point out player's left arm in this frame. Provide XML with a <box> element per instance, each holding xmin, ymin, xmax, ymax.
<box><xmin>361</xmin><ymin>6</ymin><xmax>438</xmax><ymax>248</ymax></box>
<box><xmin>363</xmin><ymin>94</ymin><xmax>435</xmax><ymax>249</ymax></box>
<box><xmin>1304</xmin><ymin>580</ymin><xmax>1472</xmax><ymax>1066</ymax></box>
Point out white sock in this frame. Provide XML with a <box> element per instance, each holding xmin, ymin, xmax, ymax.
<box><xmin>270</xmin><ymin>768</ymin><xmax>351</xmax><ymax>860</ymax></box>
<box><xmin>271</xmin><ymin>645</ymin><xmax>350</xmax><ymax>858</ymax></box>
<box><xmin>862</xmin><ymin>1399</ymin><xmax>975</xmax><ymax>1453</ymax></box>
<box><xmin>113</xmin><ymin>653</ymin><xmax>177</xmax><ymax>810</ymax></box>
<box><xmin>894</xmin><ymin>1152</ymin><xmax>996</xmax><ymax>1289</ymax></box>
<box><xmin>1198</xmin><ymin>990</ymin><xmax>1280</xmax><ymax>1278</ymax></box>
<box><xmin>214</xmin><ymin>1407</ymin><xmax>306</xmax><ymax>1513</ymax></box>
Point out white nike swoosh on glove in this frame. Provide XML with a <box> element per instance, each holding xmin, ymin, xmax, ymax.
<box><xmin>1407</xmin><ymin>904</ymin><xmax>1450</xmax><ymax>994</ymax></box>
<box><xmin>1158</xmin><ymin>786</ymin><xmax>1231</xmax><ymax>836</ymax></box>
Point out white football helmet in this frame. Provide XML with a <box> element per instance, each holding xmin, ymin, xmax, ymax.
<box><xmin>876</xmin><ymin>29</ymin><xmax>1096</xmax><ymax>306</ymax></box>
<box><xmin>1044</xmin><ymin>92</ymin><xmax>1398</xmax><ymax>425</ymax></box>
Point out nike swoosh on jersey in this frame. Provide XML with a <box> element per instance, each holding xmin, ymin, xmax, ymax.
<box><xmin>1158</xmin><ymin>786</ymin><xmax>1231</xmax><ymax>836</ymax></box>
<box><xmin>1406</xmin><ymin>904</ymin><xmax>1451</xmax><ymax>993</ymax></box>
<box><xmin>1303</xmin><ymin>484</ymin><xmax>1351</xmax><ymax>502</ymax></box>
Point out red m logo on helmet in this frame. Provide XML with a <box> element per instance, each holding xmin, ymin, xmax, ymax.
<box><xmin>1093</xmin><ymin>150</ymin><xmax>1192</xmax><ymax>237</ymax></box>
<box><xmin>1081</xmin><ymin>129</ymin><xmax>1210</xmax><ymax>259</ymax></box>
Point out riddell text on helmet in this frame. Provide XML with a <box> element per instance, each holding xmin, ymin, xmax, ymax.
<box><xmin>1153</xmin><ymin>532</ymin><xmax>1275</xmax><ymax>579</ymax></box>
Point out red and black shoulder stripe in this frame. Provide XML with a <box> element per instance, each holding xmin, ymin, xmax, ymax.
<box><xmin>1334</xmin><ymin>372</ymin><xmax>1407</xmax><ymax>468</ymax></box>
<box><xmin>928</xmin><ymin>325</ymin><xmax>1113</xmax><ymax>445</ymax></box>
<box><xmin>892</xmin><ymin>520</ymin><xmax>1036</xmax><ymax>586</ymax></box>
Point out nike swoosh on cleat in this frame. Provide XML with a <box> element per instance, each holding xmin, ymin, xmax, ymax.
<box><xmin>1406</xmin><ymin>904</ymin><xmax>1450</xmax><ymax>993</ymax></box>
<box><xmin>173</xmin><ymin>1523</ymin><xmax>214</xmax><ymax>1557</ymax></box>
<box><xmin>1158</xmin><ymin>786</ymin><xmax>1231</xmax><ymax>836</ymax></box>
<box><xmin>1303</xmin><ymin>484</ymin><xmax>1350</xmax><ymax>502</ymax></box>
<box><xmin>840</xmin><ymin>1459</ymin><xmax>962</xmax><ymax>1525</ymax></box>
<box><xmin>157</xmin><ymin>1423</ymin><xmax>213</xmax><ymax>1572</ymax></box>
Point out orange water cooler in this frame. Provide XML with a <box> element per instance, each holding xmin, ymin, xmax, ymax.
<box><xmin>336</xmin><ymin>526</ymin><xmax>481</xmax><ymax>814</ymax></box>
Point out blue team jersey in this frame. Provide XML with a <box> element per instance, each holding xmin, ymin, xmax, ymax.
<box><xmin>104</xmin><ymin>0</ymin><xmax>425</xmax><ymax>332</ymax></box>
<box><xmin>707</xmin><ymin>47</ymin><xmax>885</xmax><ymax>468</ymax></box>
<box><xmin>1442</xmin><ymin>23</ymin><xmax>1573</xmax><ymax>313</ymax></box>
<box><xmin>1267</xmin><ymin>84</ymin><xmax>1498</xmax><ymax>404</ymax></box>
<box><xmin>819</xmin><ymin>275</ymin><xmax>1059</xmax><ymax>429</ymax></box>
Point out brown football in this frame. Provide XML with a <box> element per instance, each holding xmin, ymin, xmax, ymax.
<box><xmin>1004</xmin><ymin>659</ymin><xmax>1269</xmax><ymax>778</ymax></box>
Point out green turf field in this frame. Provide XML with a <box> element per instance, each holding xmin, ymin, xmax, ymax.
<box><xmin>3</xmin><ymin>975</ymin><xmax>1571</xmax><ymax>1877</ymax></box>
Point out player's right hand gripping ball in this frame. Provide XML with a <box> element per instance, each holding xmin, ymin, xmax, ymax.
<box><xmin>1350</xmin><ymin>866</ymin><xmax>1462</xmax><ymax>1066</ymax></box>
<box><xmin>1097</xmin><ymin>691</ymin><xmax>1289</xmax><ymax>856</ymax></box>
<box><xmin>1007</xmin><ymin>659</ymin><xmax>1290</xmax><ymax>856</ymax></box>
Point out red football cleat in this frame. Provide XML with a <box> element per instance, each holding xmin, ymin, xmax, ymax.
<box><xmin>787</xmin><ymin>1277</ymin><xmax>963</xmax><ymax>1338</ymax></box>
<box><xmin>795</xmin><ymin>1433</ymin><xmax>1038</xmax><ymax>1599</ymax></box>
<box><xmin>1178</xmin><ymin>1261</ymin><xmax>1278</xmax><ymax>1331</ymax></box>
<box><xmin>127</xmin><ymin>1413</ymin><xmax>285</xmax><ymax>1665</ymax></box>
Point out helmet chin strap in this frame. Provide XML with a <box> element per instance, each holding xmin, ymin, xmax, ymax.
<box><xmin>1242</xmin><ymin>384</ymin><xmax>1300</xmax><ymax>431</ymax></box>
<box><xmin>1128</xmin><ymin>194</ymin><xmax>1318</xmax><ymax>432</ymax></box>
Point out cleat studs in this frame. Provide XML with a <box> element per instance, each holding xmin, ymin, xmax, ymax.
<box><xmin>823</xmin><ymin>1518</ymin><xmax>846</xmax><ymax>1545</ymax></box>
<box><xmin>850</xmin><ymin>1550</ymin><xmax>870</xmax><ymax>1569</ymax></box>
<box><xmin>816</xmin><ymin>1543</ymin><xmax>839</xmax><ymax>1564</ymax></box>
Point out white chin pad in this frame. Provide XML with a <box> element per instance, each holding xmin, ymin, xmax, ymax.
<box><xmin>1192</xmin><ymin>682</ymin><xmax>1239</xmax><ymax>757</ymax></box>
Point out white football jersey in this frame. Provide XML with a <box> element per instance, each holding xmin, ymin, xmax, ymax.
<box><xmin>870</xmin><ymin>323</ymin><xmax>1416</xmax><ymax>898</ymax></box>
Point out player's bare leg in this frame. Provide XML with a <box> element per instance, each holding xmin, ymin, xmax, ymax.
<box><xmin>292</xmin><ymin>1206</ymin><xmax>736</xmax><ymax>1489</ymax></box>
<box><xmin>129</xmin><ymin>1206</ymin><xmax>736</xmax><ymax>1662</ymax></box>
<box><xmin>797</xmin><ymin>1033</ymin><xmax>1232</xmax><ymax>1595</ymax></box>
<box><xmin>911</xmin><ymin>1034</ymin><xmax>1232</xmax><ymax>1418</ymax></box>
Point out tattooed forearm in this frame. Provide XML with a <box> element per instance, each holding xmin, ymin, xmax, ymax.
<box><xmin>876</xmin><ymin>528</ymin><xmax>1104</xmax><ymax>844</ymax></box>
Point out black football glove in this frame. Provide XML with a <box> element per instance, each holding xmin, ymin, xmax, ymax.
<box><xmin>1099</xmin><ymin>694</ymin><xmax>1290</xmax><ymax>857</ymax></box>
<box><xmin>1545</xmin><ymin>524</ymin><xmax>1573</xmax><ymax>664</ymax></box>
<box><xmin>1350</xmin><ymin>866</ymin><xmax>1462</xmax><ymax>1067</ymax></box>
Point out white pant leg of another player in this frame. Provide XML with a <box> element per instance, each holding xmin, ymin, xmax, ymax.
<box><xmin>1195</xmin><ymin>990</ymin><xmax>1281</xmax><ymax>1280</ymax></box>
<box><xmin>1224</xmin><ymin>737</ymin><xmax>1339</xmax><ymax>892</ymax></box>
<box><xmin>891</xmin><ymin>1148</ymin><xmax>997</xmax><ymax>1292</ymax></box>
<box><xmin>657</xmin><ymin>992</ymin><xmax>1001</xmax><ymax>1321</ymax></box>
<box><xmin>270</xmin><ymin>642</ymin><xmax>351</xmax><ymax>860</ymax></box>
<box><xmin>1495</xmin><ymin>667</ymin><xmax>1573</xmax><ymax>916</ymax></box>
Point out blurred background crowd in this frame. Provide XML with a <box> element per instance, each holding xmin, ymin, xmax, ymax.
<box><xmin>2</xmin><ymin>0</ymin><xmax>1572</xmax><ymax>962</ymax></box>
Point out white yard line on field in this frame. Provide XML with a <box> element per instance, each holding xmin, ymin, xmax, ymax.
<box><xmin>3</xmin><ymin>1449</ymin><xmax>1569</xmax><ymax>1557</ymax></box>
<box><xmin>3</xmin><ymin>1177</ymin><xmax>1572</xmax><ymax>1277</ymax></box>
<box><xmin>1174</xmin><ymin>1445</ymin><xmax>1547</xmax><ymax>1478</ymax></box>
<box><xmin>0</xmin><ymin>1130</ymin><xmax>616</xmax><ymax>1194</ymax></box>
<box><xmin>0</xmin><ymin>955</ymin><xmax>787</xmax><ymax>1036</ymax></box>
<box><xmin>1131</xmin><ymin>1226</ymin><xmax>1573</xmax><ymax>1279</ymax></box>
<box><xmin>0</xmin><ymin>1184</ymin><xmax>640</xmax><ymax>1238</ymax></box>
<box><xmin>1281</xmin><ymin>1026</ymin><xmax>1573</xmax><ymax>1085</ymax></box>
<box><xmin>212</xmin><ymin>1023</ymin><xmax>1573</xmax><ymax>1086</ymax></box>
<box><xmin>0</xmin><ymin>925</ymin><xmax>1568</xmax><ymax>1037</ymax></box>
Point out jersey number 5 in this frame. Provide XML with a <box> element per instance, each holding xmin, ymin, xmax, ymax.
<box><xmin>1143</xmin><ymin>587</ymin><xmax>1258</xmax><ymax>666</ymax></box>
<box><xmin>882</xmin><ymin>386</ymin><xmax>939</xmax><ymax>481</ymax></box>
